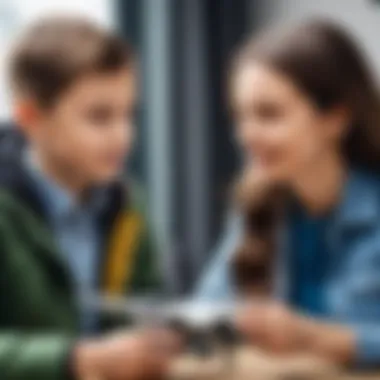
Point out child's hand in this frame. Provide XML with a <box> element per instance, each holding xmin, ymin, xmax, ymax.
<box><xmin>74</xmin><ymin>328</ymin><xmax>183</xmax><ymax>380</ymax></box>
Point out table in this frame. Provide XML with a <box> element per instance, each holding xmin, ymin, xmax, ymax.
<box><xmin>168</xmin><ymin>347</ymin><xmax>380</xmax><ymax>380</ymax></box>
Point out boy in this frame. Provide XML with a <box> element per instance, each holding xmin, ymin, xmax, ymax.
<box><xmin>0</xmin><ymin>16</ymin><xmax>178</xmax><ymax>380</ymax></box>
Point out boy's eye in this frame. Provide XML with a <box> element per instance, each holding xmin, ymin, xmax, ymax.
<box><xmin>234</xmin><ymin>101</ymin><xmax>285</xmax><ymax>127</ymax></box>
<box><xmin>254</xmin><ymin>102</ymin><xmax>284</xmax><ymax>122</ymax></box>
<box><xmin>85</xmin><ymin>106</ymin><xmax>113</xmax><ymax>124</ymax></box>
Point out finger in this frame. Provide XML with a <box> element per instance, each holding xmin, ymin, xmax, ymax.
<box><xmin>142</xmin><ymin>328</ymin><xmax>185</xmax><ymax>354</ymax></box>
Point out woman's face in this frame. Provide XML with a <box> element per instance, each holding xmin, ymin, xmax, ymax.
<box><xmin>232</xmin><ymin>62</ymin><xmax>342</xmax><ymax>184</ymax></box>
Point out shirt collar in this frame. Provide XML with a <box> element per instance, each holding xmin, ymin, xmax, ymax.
<box><xmin>24</xmin><ymin>150</ymin><xmax>107</xmax><ymax>221</ymax></box>
<box><xmin>335</xmin><ymin>168</ymin><xmax>380</xmax><ymax>230</ymax></box>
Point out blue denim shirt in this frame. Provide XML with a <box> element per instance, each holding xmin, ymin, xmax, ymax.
<box><xmin>26</xmin><ymin>158</ymin><xmax>105</xmax><ymax>334</ymax></box>
<box><xmin>289</xmin><ymin>206</ymin><xmax>330</xmax><ymax>316</ymax></box>
<box><xmin>195</xmin><ymin>169</ymin><xmax>380</xmax><ymax>366</ymax></box>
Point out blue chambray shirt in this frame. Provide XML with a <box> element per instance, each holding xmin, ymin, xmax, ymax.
<box><xmin>26</xmin><ymin>158</ymin><xmax>105</xmax><ymax>335</ymax></box>
<box><xmin>195</xmin><ymin>169</ymin><xmax>380</xmax><ymax>366</ymax></box>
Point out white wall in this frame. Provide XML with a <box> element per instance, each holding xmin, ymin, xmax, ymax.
<box><xmin>0</xmin><ymin>0</ymin><xmax>116</xmax><ymax>120</ymax></box>
<box><xmin>252</xmin><ymin>0</ymin><xmax>380</xmax><ymax>74</ymax></box>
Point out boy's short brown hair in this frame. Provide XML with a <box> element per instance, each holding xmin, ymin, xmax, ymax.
<box><xmin>10</xmin><ymin>16</ymin><xmax>133</xmax><ymax>108</ymax></box>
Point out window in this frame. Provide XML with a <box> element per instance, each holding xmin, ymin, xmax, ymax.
<box><xmin>0</xmin><ymin>0</ymin><xmax>115</xmax><ymax>120</ymax></box>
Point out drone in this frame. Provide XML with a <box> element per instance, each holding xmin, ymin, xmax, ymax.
<box><xmin>85</xmin><ymin>294</ymin><xmax>244</xmax><ymax>357</ymax></box>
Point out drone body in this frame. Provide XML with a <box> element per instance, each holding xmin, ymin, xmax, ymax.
<box><xmin>86</xmin><ymin>295</ymin><xmax>242</xmax><ymax>356</ymax></box>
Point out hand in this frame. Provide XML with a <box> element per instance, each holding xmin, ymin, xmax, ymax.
<box><xmin>235</xmin><ymin>302</ymin><xmax>305</xmax><ymax>354</ymax></box>
<box><xmin>235</xmin><ymin>302</ymin><xmax>355</xmax><ymax>365</ymax></box>
<box><xmin>73</xmin><ymin>328</ymin><xmax>183</xmax><ymax>380</ymax></box>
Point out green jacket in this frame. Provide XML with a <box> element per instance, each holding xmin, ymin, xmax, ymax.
<box><xmin>0</xmin><ymin>159</ymin><xmax>161</xmax><ymax>379</ymax></box>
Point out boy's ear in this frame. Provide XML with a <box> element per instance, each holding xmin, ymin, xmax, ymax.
<box><xmin>13</xmin><ymin>100</ymin><xmax>42</xmax><ymax>134</ymax></box>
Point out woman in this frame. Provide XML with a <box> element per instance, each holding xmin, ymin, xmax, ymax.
<box><xmin>196</xmin><ymin>20</ymin><xmax>380</xmax><ymax>368</ymax></box>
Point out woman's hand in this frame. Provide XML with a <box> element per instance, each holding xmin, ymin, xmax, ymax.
<box><xmin>235</xmin><ymin>302</ymin><xmax>306</xmax><ymax>354</ymax></box>
<box><xmin>235</xmin><ymin>302</ymin><xmax>356</xmax><ymax>365</ymax></box>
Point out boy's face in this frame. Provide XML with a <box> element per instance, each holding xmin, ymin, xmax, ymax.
<box><xmin>24</xmin><ymin>66</ymin><xmax>137</xmax><ymax>185</ymax></box>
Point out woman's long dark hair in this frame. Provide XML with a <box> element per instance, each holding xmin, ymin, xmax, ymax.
<box><xmin>231</xmin><ymin>20</ymin><xmax>380</xmax><ymax>296</ymax></box>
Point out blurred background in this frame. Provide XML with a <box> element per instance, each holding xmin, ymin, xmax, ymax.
<box><xmin>0</xmin><ymin>0</ymin><xmax>380</xmax><ymax>295</ymax></box>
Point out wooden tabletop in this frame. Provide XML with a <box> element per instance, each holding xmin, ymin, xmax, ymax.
<box><xmin>168</xmin><ymin>347</ymin><xmax>380</xmax><ymax>380</ymax></box>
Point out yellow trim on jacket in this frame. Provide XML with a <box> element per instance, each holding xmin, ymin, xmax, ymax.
<box><xmin>103</xmin><ymin>211</ymin><xmax>143</xmax><ymax>295</ymax></box>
